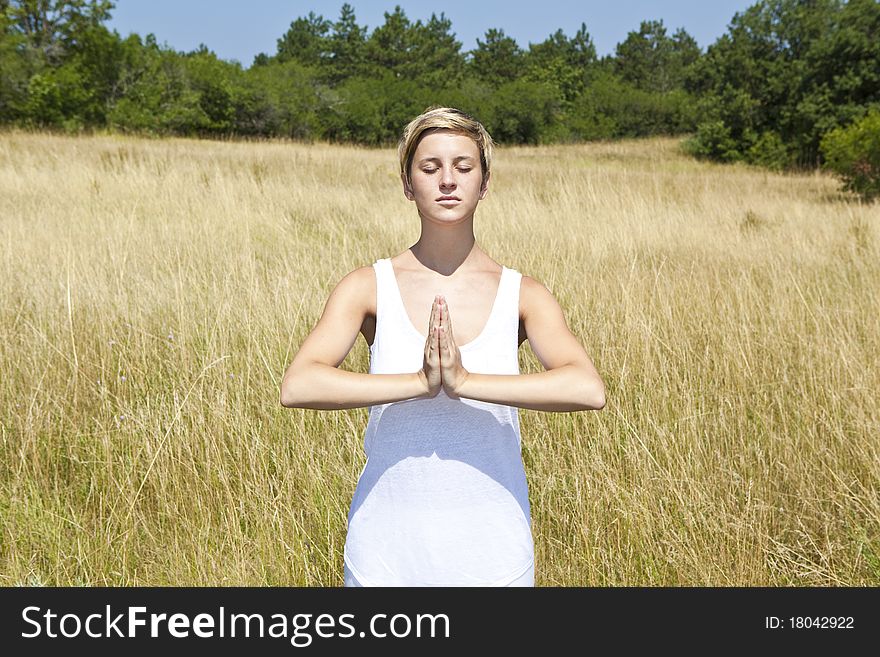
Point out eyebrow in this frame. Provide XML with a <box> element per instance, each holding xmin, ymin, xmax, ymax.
<box><xmin>417</xmin><ymin>156</ymin><xmax>476</xmax><ymax>164</ymax></box>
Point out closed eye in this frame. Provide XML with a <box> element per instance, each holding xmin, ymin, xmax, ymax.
<box><xmin>421</xmin><ymin>167</ymin><xmax>472</xmax><ymax>174</ymax></box>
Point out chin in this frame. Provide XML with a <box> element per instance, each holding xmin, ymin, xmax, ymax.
<box><xmin>426</xmin><ymin>212</ymin><xmax>471</xmax><ymax>225</ymax></box>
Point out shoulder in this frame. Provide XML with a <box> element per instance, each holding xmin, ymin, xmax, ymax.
<box><xmin>327</xmin><ymin>265</ymin><xmax>376</xmax><ymax>315</ymax></box>
<box><xmin>518</xmin><ymin>274</ymin><xmax>558</xmax><ymax>320</ymax></box>
<box><xmin>335</xmin><ymin>264</ymin><xmax>375</xmax><ymax>290</ymax></box>
<box><xmin>344</xmin><ymin>264</ymin><xmax>376</xmax><ymax>284</ymax></box>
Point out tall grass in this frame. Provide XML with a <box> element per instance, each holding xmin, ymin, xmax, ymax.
<box><xmin>1</xmin><ymin>130</ymin><xmax>878</xmax><ymax>585</ymax></box>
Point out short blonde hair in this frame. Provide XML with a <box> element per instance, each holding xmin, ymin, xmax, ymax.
<box><xmin>398</xmin><ymin>106</ymin><xmax>494</xmax><ymax>189</ymax></box>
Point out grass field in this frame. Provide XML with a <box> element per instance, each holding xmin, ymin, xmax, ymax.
<box><xmin>1</xmin><ymin>130</ymin><xmax>878</xmax><ymax>586</ymax></box>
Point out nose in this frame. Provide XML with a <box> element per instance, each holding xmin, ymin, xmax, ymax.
<box><xmin>440</xmin><ymin>167</ymin><xmax>456</xmax><ymax>190</ymax></box>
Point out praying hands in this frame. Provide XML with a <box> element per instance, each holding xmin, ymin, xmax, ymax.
<box><xmin>418</xmin><ymin>295</ymin><xmax>470</xmax><ymax>399</ymax></box>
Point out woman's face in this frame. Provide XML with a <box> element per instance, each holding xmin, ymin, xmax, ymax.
<box><xmin>403</xmin><ymin>130</ymin><xmax>489</xmax><ymax>225</ymax></box>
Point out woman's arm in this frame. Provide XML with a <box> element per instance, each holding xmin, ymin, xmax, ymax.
<box><xmin>453</xmin><ymin>367</ymin><xmax>604</xmax><ymax>412</ymax></box>
<box><xmin>280</xmin><ymin>267</ymin><xmax>429</xmax><ymax>410</ymax></box>
<box><xmin>450</xmin><ymin>275</ymin><xmax>605</xmax><ymax>412</ymax></box>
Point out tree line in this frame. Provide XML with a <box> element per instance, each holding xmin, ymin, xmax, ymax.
<box><xmin>1</xmin><ymin>1</ymin><xmax>878</xmax><ymax>195</ymax></box>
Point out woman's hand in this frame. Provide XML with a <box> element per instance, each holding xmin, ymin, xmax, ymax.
<box><xmin>417</xmin><ymin>296</ymin><xmax>442</xmax><ymax>398</ymax></box>
<box><xmin>438</xmin><ymin>296</ymin><xmax>470</xmax><ymax>398</ymax></box>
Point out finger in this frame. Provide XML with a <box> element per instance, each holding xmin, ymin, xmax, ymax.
<box><xmin>425</xmin><ymin>333</ymin><xmax>434</xmax><ymax>360</ymax></box>
<box><xmin>443</xmin><ymin>299</ymin><xmax>453</xmax><ymax>340</ymax></box>
<box><xmin>438</xmin><ymin>298</ymin><xmax>453</xmax><ymax>348</ymax></box>
<box><xmin>429</xmin><ymin>296</ymin><xmax>437</xmax><ymax>333</ymax></box>
<box><xmin>429</xmin><ymin>297</ymin><xmax>442</xmax><ymax>341</ymax></box>
<box><xmin>436</xmin><ymin>300</ymin><xmax>443</xmax><ymax>338</ymax></box>
<box><xmin>436</xmin><ymin>298</ymin><xmax>443</xmax><ymax>342</ymax></box>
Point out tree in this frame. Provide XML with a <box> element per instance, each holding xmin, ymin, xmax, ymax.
<box><xmin>363</xmin><ymin>5</ymin><xmax>464</xmax><ymax>84</ymax></box>
<box><xmin>276</xmin><ymin>11</ymin><xmax>331</xmax><ymax>66</ymax></box>
<box><xmin>5</xmin><ymin>0</ymin><xmax>114</xmax><ymax>64</ymax></box>
<box><xmin>821</xmin><ymin>107</ymin><xmax>880</xmax><ymax>200</ymax></box>
<box><xmin>527</xmin><ymin>25</ymin><xmax>596</xmax><ymax>71</ymax></box>
<box><xmin>1</xmin><ymin>2</ymin><xmax>30</xmax><ymax>120</ymax></box>
<box><xmin>524</xmin><ymin>24</ymin><xmax>597</xmax><ymax>103</ymax></box>
<box><xmin>251</xmin><ymin>52</ymin><xmax>271</xmax><ymax>67</ymax></box>
<box><xmin>482</xmin><ymin>77</ymin><xmax>561</xmax><ymax>144</ymax></box>
<box><xmin>106</xmin><ymin>33</ymin><xmax>209</xmax><ymax>135</ymax></box>
<box><xmin>409</xmin><ymin>12</ymin><xmax>464</xmax><ymax>87</ymax></box>
<box><xmin>325</xmin><ymin>2</ymin><xmax>367</xmax><ymax>84</ymax></box>
<box><xmin>1</xmin><ymin>1</ymin><xmax>121</xmax><ymax>129</ymax></box>
<box><xmin>322</xmin><ymin>71</ymin><xmax>433</xmax><ymax>145</ymax></box>
<box><xmin>615</xmin><ymin>19</ymin><xmax>698</xmax><ymax>93</ymax></box>
<box><xmin>363</xmin><ymin>5</ymin><xmax>414</xmax><ymax>77</ymax></box>
<box><xmin>672</xmin><ymin>28</ymin><xmax>700</xmax><ymax>68</ymax></box>
<box><xmin>684</xmin><ymin>0</ymin><xmax>877</xmax><ymax>167</ymax></box>
<box><xmin>182</xmin><ymin>45</ymin><xmax>239</xmax><ymax>134</ymax></box>
<box><xmin>63</xmin><ymin>21</ymin><xmax>125</xmax><ymax>125</ymax></box>
<box><xmin>469</xmin><ymin>28</ymin><xmax>523</xmax><ymax>86</ymax></box>
<box><xmin>237</xmin><ymin>58</ymin><xmax>323</xmax><ymax>138</ymax></box>
<box><xmin>794</xmin><ymin>0</ymin><xmax>880</xmax><ymax>163</ymax></box>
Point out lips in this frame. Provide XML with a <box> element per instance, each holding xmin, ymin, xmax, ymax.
<box><xmin>436</xmin><ymin>196</ymin><xmax>461</xmax><ymax>202</ymax></box>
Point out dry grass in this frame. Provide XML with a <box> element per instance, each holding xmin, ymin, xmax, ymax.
<box><xmin>1</xmin><ymin>130</ymin><xmax>878</xmax><ymax>586</ymax></box>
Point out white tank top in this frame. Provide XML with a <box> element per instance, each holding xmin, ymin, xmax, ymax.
<box><xmin>343</xmin><ymin>257</ymin><xmax>534</xmax><ymax>586</ymax></box>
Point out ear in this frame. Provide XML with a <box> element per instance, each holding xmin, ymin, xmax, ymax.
<box><xmin>478</xmin><ymin>171</ymin><xmax>491</xmax><ymax>200</ymax></box>
<box><xmin>401</xmin><ymin>172</ymin><xmax>414</xmax><ymax>201</ymax></box>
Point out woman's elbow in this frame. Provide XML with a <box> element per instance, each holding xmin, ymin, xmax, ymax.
<box><xmin>280</xmin><ymin>370</ymin><xmax>309</xmax><ymax>408</ymax></box>
<box><xmin>581</xmin><ymin>377</ymin><xmax>606</xmax><ymax>411</ymax></box>
<box><xmin>280</xmin><ymin>380</ymin><xmax>297</xmax><ymax>408</ymax></box>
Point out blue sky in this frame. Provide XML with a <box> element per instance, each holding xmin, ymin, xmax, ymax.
<box><xmin>106</xmin><ymin>1</ymin><xmax>757</xmax><ymax>68</ymax></box>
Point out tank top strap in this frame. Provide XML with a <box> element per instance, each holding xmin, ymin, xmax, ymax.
<box><xmin>371</xmin><ymin>258</ymin><xmax>390</xmax><ymax>306</ymax></box>
<box><xmin>372</xmin><ymin>258</ymin><xmax>399</xmax><ymax>338</ymax></box>
<box><xmin>493</xmin><ymin>265</ymin><xmax>522</xmax><ymax>340</ymax></box>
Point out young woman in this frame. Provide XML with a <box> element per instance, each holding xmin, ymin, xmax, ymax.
<box><xmin>281</xmin><ymin>106</ymin><xmax>605</xmax><ymax>587</ymax></box>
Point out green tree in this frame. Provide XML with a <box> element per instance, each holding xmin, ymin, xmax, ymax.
<box><xmin>615</xmin><ymin>19</ymin><xmax>699</xmax><ymax>93</ymax></box>
<box><xmin>21</xmin><ymin>63</ymin><xmax>87</xmax><ymax>128</ymax></box>
<box><xmin>322</xmin><ymin>71</ymin><xmax>433</xmax><ymax>144</ymax></box>
<box><xmin>324</xmin><ymin>2</ymin><xmax>368</xmax><ymax>84</ymax></box>
<box><xmin>251</xmin><ymin>52</ymin><xmax>271</xmax><ymax>67</ymax></box>
<box><xmin>3</xmin><ymin>0</ymin><xmax>117</xmax><ymax>128</ymax></box>
<box><xmin>5</xmin><ymin>0</ymin><xmax>113</xmax><ymax>64</ymax></box>
<box><xmin>528</xmin><ymin>24</ymin><xmax>596</xmax><ymax>71</ymax></box>
<box><xmin>409</xmin><ymin>12</ymin><xmax>464</xmax><ymax>87</ymax></box>
<box><xmin>821</xmin><ymin>107</ymin><xmax>880</xmax><ymax>200</ymax></box>
<box><xmin>671</xmin><ymin>27</ymin><xmax>701</xmax><ymax>79</ymax></box>
<box><xmin>524</xmin><ymin>24</ymin><xmax>597</xmax><ymax>103</ymax></box>
<box><xmin>182</xmin><ymin>44</ymin><xmax>239</xmax><ymax>134</ymax></box>
<box><xmin>469</xmin><ymin>28</ymin><xmax>523</xmax><ymax>86</ymax></box>
<box><xmin>482</xmin><ymin>77</ymin><xmax>562</xmax><ymax>144</ymax></box>
<box><xmin>573</xmin><ymin>68</ymin><xmax>696</xmax><ymax>141</ymax></box>
<box><xmin>106</xmin><ymin>33</ymin><xmax>208</xmax><ymax>135</ymax></box>
<box><xmin>0</xmin><ymin>3</ymin><xmax>31</xmax><ymax>121</ymax></box>
<box><xmin>237</xmin><ymin>58</ymin><xmax>322</xmax><ymax>138</ymax></box>
<box><xmin>276</xmin><ymin>10</ymin><xmax>331</xmax><ymax>66</ymax></box>
<box><xmin>363</xmin><ymin>5</ymin><xmax>414</xmax><ymax>78</ymax></box>
<box><xmin>63</xmin><ymin>22</ymin><xmax>126</xmax><ymax>125</ymax></box>
<box><xmin>362</xmin><ymin>6</ymin><xmax>464</xmax><ymax>84</ymax></box>
<box><xmin>793</xmin><ymin>0</ymin><xmax>880</xmax><ymax>164</ymax></box>
<box><xmin>685</xmin><ymin>0</ymin><xmax>859</xmax><ymax>167</ymax></box>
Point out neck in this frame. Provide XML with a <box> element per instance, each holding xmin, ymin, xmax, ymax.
<box><xmin>410</xmin><ymin>213</ymin><xmax>478</xmax><ymax>275</ymax></box>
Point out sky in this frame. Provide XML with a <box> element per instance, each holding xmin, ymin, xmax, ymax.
<box><xmin>106</xmin><ymin>1</ymin><xmax>758</xmax><ymax>69</ymax></box>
